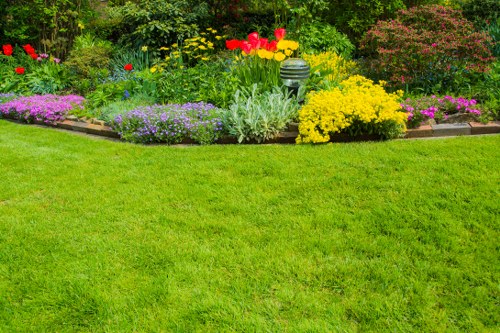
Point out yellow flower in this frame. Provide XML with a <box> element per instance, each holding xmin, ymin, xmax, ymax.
<box><xmin>141</xmin><ymin>46</ymin><xmax>148</xmax><ymax>52</ymax></box>
<box><xmin>201</xmin><ymin>57</ymin><xmax>209</xmax><ymax>61</ymax></box>
<box><xmin>150</xmin><ymin>66</ymin><xmax>157</xmax><ymax>73</ymax></box>
<box><xmin>277</xmin><ymin>40</ymin><xmax>288</xmax><ymax>50</ymax></box>
<box><xmin>77</xmin><ymin>22</ymin><xmax>85</xmax><ymax>30</ymax></box>
<box><xmin>285</xmin><ymin>49</ymin><xmax>293</xmax><ymax>56</ymax></box>
<box><xmin>198</xmin><ymin>45</ymin><xmax>207</xmax><ymax>50</ymax></box>
<box><xmin>160</xmin><ymin>46</ymin><xmax>169</xmax><ymax>51</ymax></box>
<box><xmin>296</xmin><ymin>75</ymin><xmax>406</xmax><ymax>144</ymax></box>
<box><xmin>274</xmin><ymin>52</ymin><xmax>286</xmax><ymax>61</ymax></box>
<box><xmin>172</xmin><ymin>43</ymin><xmax>178</xmax><ymax>48</ymax></box>
<box><xmin>215</xmin><ymin>36</ymin><xmax>223</xmax><ymax>40</ymax></box>
<box><xmin>288</xmin><ymin>41</ymin><xmax>299</xmax><ymax>50</ymax></box>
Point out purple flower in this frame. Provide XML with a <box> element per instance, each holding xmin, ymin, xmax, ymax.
<box><xmin>0</xmin><ymin>94</ymin><xmax>85</xmax><ymax>124</ymax></box>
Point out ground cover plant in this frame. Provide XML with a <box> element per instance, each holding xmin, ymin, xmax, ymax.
<box><xmin>401</xmin><ymin>95</ymin><xmax>482</xmax><ymax>128</ymax></box>
<box><xmin>0</xmin><ymin>94</ymin><xmax>85</xmax><ymax>124</ymax></box>
<box><xmin>111</xmin><ymin>102</ymin><xmax>223</xmax><ymax>144</ymax></box>
<box><xmin>0</xmin><ymin>121</ymin><xmax>498</xmax><ymax>331</ymax></box>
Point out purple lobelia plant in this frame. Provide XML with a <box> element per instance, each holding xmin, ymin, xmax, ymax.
<box><xmin>0</xmin><ymin>94</ymin><xmax>85</xmax><ymax>124</ymax></box>
<box><xmin>112</xmin><ymin>102</ymin><xmax>223</xmax><ymax>144</ymax></box>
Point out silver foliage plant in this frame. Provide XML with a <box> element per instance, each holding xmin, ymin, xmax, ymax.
<box><xmin>219</xmin><ymin>85</ymin><xmax>299</xmax><ymax>143</ymax></box>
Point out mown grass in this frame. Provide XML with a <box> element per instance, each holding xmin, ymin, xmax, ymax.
<box><xmin>0</xmin><ymin>120</ymin><xmax>499</xmax><ymax>332</ymax></box>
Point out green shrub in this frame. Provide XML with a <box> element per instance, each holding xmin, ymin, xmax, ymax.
<box><xmin>110</xmin><ymin>0</ymin><xmax>209</xmax><ymax>50</ymax></box>
<box><xmin>65</xmin><ymin>45</ymin><xmax>114</xmax><ymax>79</ymax></box>
<box><xmin>298</xmin><ymin>21</ymin><xmax>355</xmax><ymax>58</ymax></box>
<box><xmin>459</xmin><ymin>0</ymin><xmax>499</xmax><ymax>26</ymax></box>
<box><xmin>219</xmin><ymin>84</ymin><xmax>299</xmax><ymax>143</ymax></box>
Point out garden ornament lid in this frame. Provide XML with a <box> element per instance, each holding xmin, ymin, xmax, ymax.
<box><xmin>280</xmin><ymin>58</ymin><xmax>310</xmax><ymax>81</ymax></box>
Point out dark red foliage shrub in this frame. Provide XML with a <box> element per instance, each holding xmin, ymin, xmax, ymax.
<box><xmin>360</xmin><ymin>5</ymin><xmax>496</xmax><ymax>92</ymax></box>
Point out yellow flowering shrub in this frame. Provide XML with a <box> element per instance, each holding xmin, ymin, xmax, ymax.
<box><xmin>297</xmin><ymin>75</ymin><xmax>407</xmax><ymax>143</ymax></box>
<box><xmin>302</xmin><ymin>52</ymin><xmax>357</xmax><ymax>85</ymax></box>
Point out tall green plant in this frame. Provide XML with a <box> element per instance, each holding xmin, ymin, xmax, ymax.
<box><xmin>0</xmin><ymin>0</ymin><xmax>93</xmax><ymax>58</ymax></box>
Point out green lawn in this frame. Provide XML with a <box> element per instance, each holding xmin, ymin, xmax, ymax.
<box><xmin>0</xmin><ymin>120</ymin><xmax>499</xmax><ymax>332</ymax></box>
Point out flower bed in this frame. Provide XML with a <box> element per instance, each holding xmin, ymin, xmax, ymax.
<box><xmin>401</xmin><ymin>95</ymin><xmax>482</xmax><ymax>128</ymax></box>
<box><xmin>0</xmin><ymin>94</ymin><xmax>85</xmax><ymax>124</ymax></box>
<box><xmin>111</xmin><ymin>102</ymin><xmax>223</xmax><ymax>144</ymax></box>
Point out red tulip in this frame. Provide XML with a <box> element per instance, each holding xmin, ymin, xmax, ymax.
<box><xmin>225</xmin><ymin>39</ymin><xmax>241</xmax><ymax>50</ymax></box>
<box><xmin>274</xmin><ymin>28</ymin><xmax>286</xmax><ymax>41</ymax></box>
<box><xmin>22</xmin><ymin>44</ymin><xmax>36</xmax><ymax>55</ymax></box>
<box><xmin>124</xmin><ymin>63</ymin><xmax>133</xmax><ymax>71</ymax></box>
<box><xmin>30</xmin><ymin>53</ymin><xmax>38</xmax><ymax>60</ymax></box>
<box><xmin>15</xmin><ymin>67</ymin><xmax>25</xmax><ymax>75</ymax></box>
<box><xmin>248</xmin><ymin>32</ymin><xmax>259</xmax><ymax>42</ymax></box>
<box><xmin>249</xmin><ymin>38</ymin><xmax>261</xmax><ymax>50</ymax></box>
<box><xmin>259</xmin><ymin>38</ymin><xmax>269</xmax><ymax>49</ymax></box>
<box><xmin>241</xmin><ymin>41</ymin><xmax>253</xmax><ymax>54</ymax></box>
<box><xmin>2</xmin><ymin>44</ymin><xmax>13</xmax><ymax>56</ymax></box>
<box><xmin>266</xmin><ymin>40</ymin><xmax>278</xmax><ymax>52</ymax></box>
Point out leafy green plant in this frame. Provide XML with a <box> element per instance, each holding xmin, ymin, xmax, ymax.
<box><xmin>152</xmin><ymin>59</ymin><xmax>239</xmax><ymax>108</ymax></box>
<box><xmin>88</xmin><ymin>93</ymin><xmax>157</xmax><ymax>122</ymax></box>
<box><xmin>109</xmin><ymin>47</ymin><xmax>151</xmax><ymax>73</ymax></box>
<box><xmin>85</xmin><ymin>80</ymin><xmax>140</xmax><ymax>110</ymax></box>
<box><xmin>25</xmin><ymin>63</ymin><xmax>72</xmax><ymax>94</ymax></box>
<box><xmin>459</xmin><ymin>0</ymin><xmax>499</xmax><ymax>26</ymax></box>
<box><xmin>110</xmin><ymin>0</ymin><xmax>209</xmax><ymax>50</ymax></box>
<box><xmin>297</xmin><ymin>21</ymin><xmax>355</xmax><ymax>58</ymax></box>
<box><xmin>219</xmin><ymin>84</ymin><xmax>299</xmax><ymax>143</ymax></box>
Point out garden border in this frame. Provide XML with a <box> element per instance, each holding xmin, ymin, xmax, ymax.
<box><xmin>1</xmin><ymin>116</ymin><xmax>499</xmax><ymax>143</ymax></box>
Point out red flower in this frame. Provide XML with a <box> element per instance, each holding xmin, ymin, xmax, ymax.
<box><xmin>124</xmin><ymin>63</ymin><xmax>133</xmax><ymax>71</ymax></box>
<box><xmin>30</xmin><ymin>53</ymin><xmax>38</xmax><ymax>60</ymax></box>
<box><xmin>2</xmin><ymin>44</ymin><xmax>13</xmax><ymax>56</ymax></box>
<box><xmin>15</xmin><ymin>67</ymin><xmax>25</xmax><ymax>75</ymax></box>
<box><xmin>241</xmin><ymin>41</ymin><xmax>253</xmax><ymax>54</ymax></box>
<box><xmin>225</xmin><ymin>39</ymin><xmax>241</xmax><ymax>50</ymax></box>
<box><xmin>249</xmin><ymin>38</ymin><xmax>261</xmax><ymax>50</ymax></box>
<box><xmin>266</xmin><ymin>40</ymin><xmax>278</xmax><ymax>52</ymax></box>
<box><xmin>22</xmin><ymin>44</ymin><xmax>36</xmax><ymax>55</ymax></box>
<box><xmin>259</xmin><ymin>38</ymin><xmax>269</xmax><ymax>49</ymax></box>
<box><xmin>274</xmin><ymin>28</ymin><xmax>286</xmax><ymax>41</ymax></box>
<box><xmin>248</xmin><ymin>32</ymin><xmax>259</xmax><ymax>42</ymax></box>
